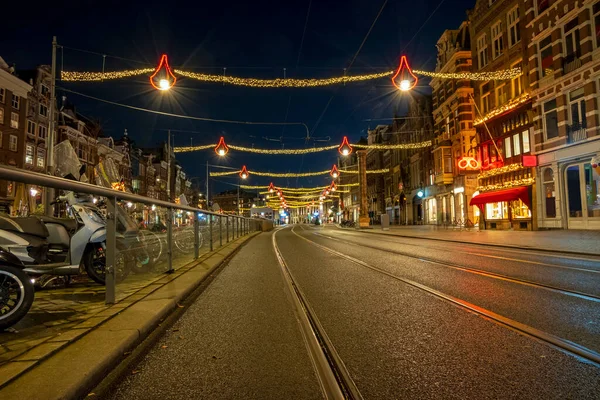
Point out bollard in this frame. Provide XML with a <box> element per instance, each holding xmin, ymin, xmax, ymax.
<box><xmin>194</xmin><ymin>213</ymin><xmax>199</xmax><ymax>259</ymax></box>
<box><xmin>209</xmin><ymin>214</ymin><xmax>213</xmax><ymax>252</ymax></box>
<box><xmin>219</xmin><ymin>215</ymin><xmax>223</xmax><ymax>247</ymax></box>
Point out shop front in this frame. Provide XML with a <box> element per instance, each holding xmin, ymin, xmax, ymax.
<box><xmin>470</xmin><ymin>185</ymin><xmax>533</xmax><ymax>230</ymax></box>
<box><xmin>536</xmin><ymin>142</ymin><xmax>600</xmax><ymax>230</ymax></box>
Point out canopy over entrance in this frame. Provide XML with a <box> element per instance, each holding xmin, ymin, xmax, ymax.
<box><xmin>469</xmin><ymin>186</ymin><xmax>531</xmax><ymax>208</ymax></box>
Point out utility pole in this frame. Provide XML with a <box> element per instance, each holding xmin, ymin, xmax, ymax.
<box><xmin>166</xmin><ymin>130</ymin><xmax>171</xmax><ymax>202</ymax></box>
<box><xmin>45</xmin><ymin>36</ymin><xmax>57</xmax><ymax>216</ymax></box>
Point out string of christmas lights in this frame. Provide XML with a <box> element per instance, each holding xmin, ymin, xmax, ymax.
<box><xmin>354</xmin><ymin>141</ymin><xmax>432</xmax><ymax>150</ymax></box>
<box><xmin>61</xmin><ymin>67</ymin><xmax>522</xmax><ymax>85</ymax></box>
<box><xmin>473</xmin><ymin>93</ymin><xmax>531</xmax><ymax>126</ymax></box>
<box><xmin>210</xmin><ymin>168</ymin><xmax>388</xmax><ymax>178</ymax></box>
<box><xmin>413</xmin><ymin>68</ymin><xmax>521</xmax><ymax>81</ymax></box>
<box><xmin>476</xmin><ymin>177</ymin><xmax>534</xmax><ymax>192</ymax></box>
<box><xmin>478</xmin><ymin>163</ymin><xmax>526</xmax><ymax>178</ymax></box>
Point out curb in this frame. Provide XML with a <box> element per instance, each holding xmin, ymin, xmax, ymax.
<box><xmin>355</xmin><ymin>228</ymin><xmax>600</xmax><ymax>257</ymax></box>
<box><xmin>0</xmin><ymin>232</ymin><xmax>260</xmax><ymax>400</ymax></box>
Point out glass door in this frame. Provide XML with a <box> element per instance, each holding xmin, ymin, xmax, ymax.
<box><xmin>565</xmin><ymin>163</ymin><xmax>600</xmax><ymax>229</ymax></box>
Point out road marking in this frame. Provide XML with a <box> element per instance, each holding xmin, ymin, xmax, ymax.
<box><xmin>292</xmin><ymin>227</ymin><xmax>600</xmax><ymax>366</ymax></box>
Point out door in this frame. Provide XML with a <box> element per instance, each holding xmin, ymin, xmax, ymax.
<box><xmin>565</xmin><ymin>162</ymin><xmax>600</xmax><ymax>229</ymax></box>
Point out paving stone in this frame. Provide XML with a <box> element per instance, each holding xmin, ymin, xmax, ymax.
<box><xmin>72</xmin><ymin>316</ymin><xmax>110</xmax><ymax>329</ymax></box>
<box><xmin>15</xmin><ymin>342</ymin><xmax>65</xmax><ymax>361</ymax></box>
<box><xmin>0</xmin><ymin>361</ymin><xmax>36</xmax><ymax>387</ymax></box>
<box><xmin>47</xmin><ymin>329</ymin><xmax>90</xmax><ymax>343</ymax></box>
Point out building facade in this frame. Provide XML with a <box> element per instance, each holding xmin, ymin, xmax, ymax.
<box><xmin>0</xmin><ymin>58</ymin><xmax>33</xmax><ymax>214</ymax></box>
<box><xmin>430</xmin><ymin>21</ymin><xmax>479</xmax><ymax>227</ymax></box>
<box><xmin>526</xmin><ymin>0</ymin><xmax>600</xmax><ymax>230</ymax></box>
<box><xmin>468</xmin><ymin>0</ymin><xmax>536</xmax><ymax>230</ymax></box>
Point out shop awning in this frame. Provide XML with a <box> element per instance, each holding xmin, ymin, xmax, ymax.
<box><xmin>469</xmin><ymin>186</ymin><xmax>531</xmax><ymax>208</ymax></box>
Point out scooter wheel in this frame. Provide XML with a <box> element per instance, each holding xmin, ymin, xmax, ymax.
<box><xmin>0</xmin><ymin>265</ymin><xmax>35</xmax><ymax>330</ymax></box>
<box><xmin>84</xmin><ymin>247</ymin><xmax>130</xmax><ymax>285</ymax></box>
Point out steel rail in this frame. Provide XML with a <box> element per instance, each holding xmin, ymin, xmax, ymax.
<box><xmin>272</xmin><ymin>229</ymin><xmax>363</xmax><ymax>400</ymax></box>
<box><xmin>314</xmin><ymin>231</ymin><xmax>600</xmax><ymax>302</ymax></box>
<box><xmin>291</xmin><ymin>227</ymin><xmax>600</xmax><ymax>366</ymax></box>
<box><xmin>332</xmin><ymin>228</ymin><xmax>600</xmax><ymax>276</ymax></box>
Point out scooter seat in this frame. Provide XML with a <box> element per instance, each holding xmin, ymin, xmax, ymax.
<box><xmin>0</xmin><ymin>214</ymin><xmax>49</xmax><ymax>238</ymax></box>
<box><xmin>38</xmin><ymin>216</ymin><xmax>78</xmax><ymax>233</ymax></box>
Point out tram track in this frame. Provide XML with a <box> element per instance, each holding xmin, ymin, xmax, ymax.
<box><xmin>290</xmin><ymin>226</ymin><xmax>600</xmax><ymax>366</ymax></box>
<box><xmin>272</xmin><ymin>228</ymin><xmax>363</xmax><ymax>400</ymax></box>
<box><xmin>312</xmin><ymin>230</ymin><xmax>600</xmax><ymax>301</ymax></box>
<box><xmin>331</xmin><ymin>227</ymin><xmax>600</xmax><ymax>274</ymax></box>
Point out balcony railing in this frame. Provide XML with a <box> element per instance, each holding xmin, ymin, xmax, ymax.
<box><xmin>563</xmin><ymin>53</ymin><xmax>582</xmax><ymax>75</ymax></box>
<box><xmin>567</xmin><ymin>121</ymin><xmax>587</xmax><ymax>144</ymax></box>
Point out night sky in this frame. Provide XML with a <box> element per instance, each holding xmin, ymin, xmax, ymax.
<box><xmin>3</xmin><ymin>0</ymin><xmax>473</xmax><ymax>194</ymax></box>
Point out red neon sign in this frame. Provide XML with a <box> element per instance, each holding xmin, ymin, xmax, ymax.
<box><xmin>391</xmin><ymin>56</ymin><xmax>418</xmax><ymax>91</ymax></box>
<box><xmin>150</xmin><ymin>54</ymin><xmax>177</xmax><ymax>91</ymax></box>
<box><xmin>338</xmin><ymin>136</ymin><xmax>353</xmax><ymax>156</ymax></box>
<box><xmin>458</xmin><ymin>157</ymin><xmax>480</xmax><ymax>170</ymax></box>
<box><xmin>214</xmin><ymin>137</ymin><xmax>229</xmax><ymax>156</ymax></box>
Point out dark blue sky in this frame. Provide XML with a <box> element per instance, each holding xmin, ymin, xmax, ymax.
<box><xmin>3</xmin><ymin>0</ymin><xmax>473</xmax><ymax>192</ymax></box>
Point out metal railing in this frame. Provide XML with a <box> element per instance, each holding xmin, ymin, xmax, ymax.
<box><xmin>0</xmin><ymin>165</ymin><xmax>262</xmax><ymax>304</ymax></box>
<box><xmin>567</xmin><ymin>121</ymin><xmax>587</xmax><ymax>144</ymax></box>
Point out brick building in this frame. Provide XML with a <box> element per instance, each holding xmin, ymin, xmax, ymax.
<box><xmin>468</xmin><ymin>0</ymin><xmax>536</xmax><ymax>230</ymax></box>
<box><xmin>430</xmin><ymin>20</ymin><xmax>478</xmax><ymax>226</ymax></box>
<box><xmin>0</xmin><ymin>58</ymin><xmax>32</xmax><ymax>214</ymax></box>
<box><xmin>526</xmin><ymin>0</ymin><xmax>600</xmax><ymax>229</ymax></box>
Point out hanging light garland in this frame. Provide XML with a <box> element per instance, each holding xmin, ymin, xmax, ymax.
<box><xmin>61</xmin><ymin>54</ymin><xmax>522</xmax><ymax>87</ymax></box>
<box><xmin>210</xmin><ymin>167</ymin><xmax>388</xmax><ymax>178</ymax></box>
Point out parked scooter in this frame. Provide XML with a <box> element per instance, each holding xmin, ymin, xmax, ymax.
<box><xmin>0</xmin><ymin>247</ymin><xmax>35</xmax><ymax>330</ymax></box>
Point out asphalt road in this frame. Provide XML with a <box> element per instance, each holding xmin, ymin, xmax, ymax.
<box><xmin>106</xmin><ymin>224</ymin><xmax>600</xmax><ymax>399</ymax></box>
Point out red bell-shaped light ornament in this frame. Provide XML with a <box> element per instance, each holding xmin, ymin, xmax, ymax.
<box><xmin>392</xmin><ymin>55</ymin><xmax>418</xmax><ymax>92</ymax></box>
<box><xmin>150</xmin><ymin>54</ymin><xmax>177</xmax><ymax>91</ymax></box>
<box><xmin>268</xmin><ymin>182</ymin><xmax>275</xmax><ymax>193</ymax></box>
<box><xmin>239</xmin><ymin>165</ymin><xmax>249</xmax><ymax>179</ymax></box>
<box><xmin>330</xmin><ymin>181</ymin><xmax>337</xmax><ymax>192</ymax></box>
<box><xmin>338</xmin><ymin>136</ymin><xmax>353</xmax><ymax>156</ymax></box>
<box><xmin>214</xmin><ymin>137</ymin><xmax>229</xmax><ymax>156</ymax></box>
<box><xmin>330</xmin><ymin>164</ymin><xmax>340</xmax><ymax>179</ymax></box>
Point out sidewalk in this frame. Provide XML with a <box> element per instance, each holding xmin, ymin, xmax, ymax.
<box><xmin>355</xmin><ymin>225</ymin><xmax>600</xmax><ymax>256</ymax></box>
<box><xmin>0</xmin><ymin>232</ymin><xmax>260</xmax><ymax>400</ymax></box>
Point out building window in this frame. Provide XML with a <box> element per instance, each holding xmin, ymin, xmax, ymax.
<box><xmin>37</xmin><ymin>148</ymin><xmax>45</xmax><ymax>168</ymax></box>
<box><xmin>11</xmin><ymin>95</ymin><xmax>20</xmax><ymax>110</ymax></box>
<box><xmin>481</xmin><ymin>92</ymin><xmax>490</xmax><ymax>114</ymax></box>
<box><xmin>0</xmin><ymin>108</ymin><xmax>3</xmax><ymax>124</ymax></box>
<box><xmin>539</xmin><ymin>36</ymin><xmax>553</xmax><ymax>78</ymax></box>
<box><xmin>486</xmin><ymin>202</ymin><xmax>508</xmax><ymax>220</ymax></box>
<box><xmin>511</xmin><ymin>60</ymin><xmax>522</xmax><ymax>97</ymax></box>
<box><xmin>507</xmin><ymin>6</ymin><xmax>520</xmax><ymax>47</ymax></box>
<box><xmin>25</xmin><ymin>144</ymin><xmax>34</xmax><ymax>164</ymax></box>
<box><xmin>39</xmin><ymin>104</ymin><xmax>48</xmax><ymax>117</ymax></box>
<box><xmin>511</xmin><ymin>199</ymin><xmax>531</xmax><ymax>218</ymax></box>
<box><xmin>443</xmin><ymin>148</ymin><xmax>452</xmax><ymax>173</ymax></box>
<box><xmin>10</xmin><ymin>112</ymin><xmax>19</xmax><ymax>129</ymax></box>
<box><xmin>568</xmin><ymin>87</ymin><xmax>586</xmax><ymax>128</ymax></box>
<box><xmin>491</xmin><ymin>21</ymin><xmax>504</xmax><ymax>59</ymax></box>
<box><xmin>543</xmin><ymin>168</ymin><xmax>556</xmax><ymax>217</ymax></box>
<box><xmin>0</xmin><ymin>88</ymin><xmax>4</xmax><ymax>103</ymax></box>
<box><xmin>504</xmin><ymin>137</ymin><xmax>512</xmax><ymax>158</ymax></box>
<box><xmin>496</xmin><ymin>84</ymin><xmax>508</xmax><ymax>106</ymax></box>
<box><xmin>38</xmin><ymin>125</ymin><xmax>47</xmax><ymax>139</ymax></box>
<box><xmin>512</xmin><ymin>133</ymin><xmax>521</xmax><ymax>156</ymax></box>
<box><xmin>594</xmin><ymin>2</ymin><xmax>600</xmax><ymax>48</ymax></box>
<box><xmin>27</xmin><ymin>120</ymin><xmax>36</xmax><ymax>136</ymax></box>
<box><xmin>543</xmin><ymin>99</ymin><xmax>559</xmax><ymax>140</ymax></box>
<box><xmin>537</xmin><ymin>0</ymin><xmax>549</xmax><ymax>14</ymax></box>
<box><xmin>477</xmin><ymin>34</ymin><xmax>488</xmax><ymax>69</ymax></box>
<box><xmin>9</xmin><ymin>135</ymin><xmax>18</xmax><ymax>152</ymax></box>
<box><xmin>41</xmin><ymin>84</ymin><xmax>50</xmax><ymax>98</ymax></box>
<box><xmin>564</xmin><ymin>17</ymin><xmax>581</xmax><ymax>60</ymax></box>
<box><xmin>522</xmin><ymin>130</ymin><xmax>530</xmax><ymax>153</ymax></box>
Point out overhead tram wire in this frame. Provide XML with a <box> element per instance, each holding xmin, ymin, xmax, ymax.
<box><xmin>57</xmin><ymin>87</ymin><xmax>311</xmax><ymax>135</ymax></box>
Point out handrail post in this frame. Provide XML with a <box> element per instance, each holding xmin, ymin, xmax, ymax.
<box><xmin>194</xmin><ymin>212</ymin><xmax>199</xmax><ymax>259</ymax></box>
<box><xmin>209</xmin><ymin>214</ymin><xmax>213</xmax><ymax>252</ymax></box>
<box><xmin>219</xmin><ymin>215</ymin><xmax>223</xmax><ymax>247</ymax></box>
<box><xmin>226</xmin><ymin>215</ymin><xmax>229</xmax><ymax>243</ymax></box>
<box><xmin>167</xmin><ymin>207</ymin><xmax>173</xmax><ymax>273</ymax></box>
<box><xmin>105</xmin><ymin>196</ymin><xmax>117</xmax><ymax>304</ymax></box>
